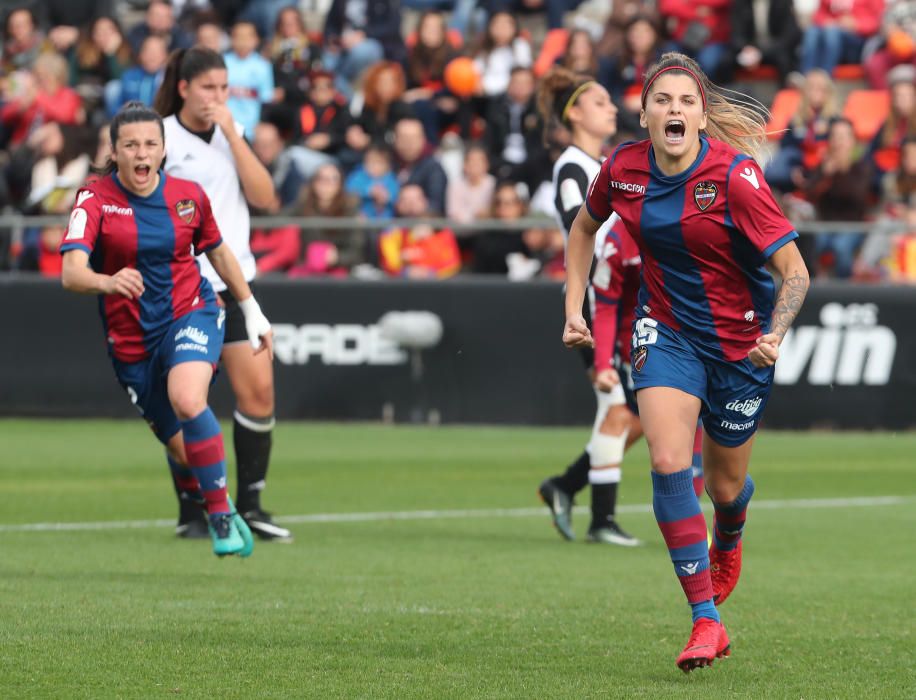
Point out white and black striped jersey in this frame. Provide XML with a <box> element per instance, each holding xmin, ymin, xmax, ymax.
<box><xmin>162</xmin><ymin>115</ymin><xmax>256</xmax><ymax>291</ymax></box>
<box><xmin>552</xmin><ymin>144</ymin><xmax>619</xmax><ymax>255</ymax></box>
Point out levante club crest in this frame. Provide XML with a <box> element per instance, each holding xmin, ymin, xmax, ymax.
<box><xmin>176</xmin><ymin>199</ymin><xmax>197</xmax><ymax>224</ymax></box>
<box><xmin>693</xmin><ymin>181</ymin><xmax>718</xmax><ymax>211</ymax></box>
<box><xmin>633</xmin><ymin>346</ymin><xmax>648</xmax><ymax>372</ymax></box>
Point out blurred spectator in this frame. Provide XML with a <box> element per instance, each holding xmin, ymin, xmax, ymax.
<box><xmin>1</xmin><ymin>53</ymin><xmax>84</xmax><ymax>147</ymax></box>
<box><xmin>194</xmin><ymin>14</ymin><xmax>228</xmax><ymax>53</ymax></box>
<box><xmin>126</xmin><ymin>0</ymin><xmax>193</xmax><ymax>55</ymax></box>
<box><xmin>597</xmin><ymin>0</ymin><xmax>657</xmax><ymax>60</ymax></box>
<box><xmin>804</xmin><ymin>117</ymin><xmax>873</xmax><ymax>278</ymax></box>
<box><xmin>470</xmin><ymin>180</ymin><xmax>530</xmax><ymax>274</ymax></box>
<box><xmin>289</xmin><ymin>162</ymin><xmax>364</xmax><ymax>275</ymax></box>
<box><xmin>233</xmin><ymin>0</ymin><xmax>298</xmax><ymax>41</ymax></box>
<box><xmin>345</xmin><ymin>143</ymin><xmax>400</xmax><ymax>219</ymax></box>
<box><xmin>67</xmin><ymin>16</ymin><xmax>132</xmax><ymax>118</ymax></box>
<box><xmin>508</xmin><ymin>226</ymin><xmax>566</xmax><ymax>280</ymax></box>
<box><xmin>403</xmin><ymin>11</ymin><xmax>461</xmax><ymax>145</ymax></box>
<box><xmin>869</xmin><ymin>63</ymin><xmax>916</xmax><ymax>186</ymax></box>
<box><xmin>799</xmin><ymin>0</ymin><xmax>883</xmax><ymax>75</ymax></box>
<box><xmin>474</xmin><ymin>12</ymin><xmax>533</xmax><ymax>99</ymax></box>
<box><xmin>393</xmin><ymin>116</ymin><xmax>449</xmax><ymax>214</ymax></box>
<box><xmin>558</xmin><ymin>28</ymin><xmax>603</xmax><ymax>76</ymax></box>
<box><xmin>483</xmin><ymin>0</ymin><xmax>586</xmax><ymax>31</ymax></box>
<box><xmin>224</xmin><ymin>20</ymin><xmax>274</xmax><ymax>137</ymax></box>
<box><xmin>253</xmin><ymin>120</ymin><xmax>305</xmax><ymax>207</ymax></box>
<box><xmin>107</xmin><ymin>35</ymin><xmax>168</xmax><ymax>116</ymax></box>
<box><xmin>323</xmin><ymin>0</ymin><xmax>405</xmax><ymax>97</ymax></box>
<box><xmin>728</xmin><ymin>0</ymin><xmax>802</xmax><ymax>83</ymax></box>
<box><xmin>296</xmin><ymin>69</ymin><xmax>351</xmax><ymax>158</ymax></box>
<box><xmin>40</xmin><ymin>1</ymin><xmax>115</xmax><ymax>53</ymax></box>
<box><xmin>604</xmin><ymin>15</ymin><xmax>663</xmax><ymax>138</ymax></box>
<box><xmin>882</xmin><ymin>134</ymin><xmax>916</xmax><ymax>213</ymax></box>
<box><xmin>658</xmin><ymin>0</ymin><xmax>733</xmax><ymax>81</ymax></box>
<box><xmin>378</xmin><ymin>184</ymin><xmax>461</xmax><ymax>277</ymax></box>
<box><xmin>766</xmin><ymin>68</ymin><xmax>839</xmax><ymax>193</ymax></box>
<box><xmin>446</xmin><ymin>143</ymin><xmax>496</xmax><ymax>224</ymax></box>
<box><xmin>484</xmin><ymin>66</ymin><xmax>548</xmax><ymax>193</ymax></box>
<box><xmin>864</xmin><ymin>1</ymin><xmax>916</xmax><ymax>89</ymax></box>
<box><xmin>348</xmin><ymin>62</ymin><xmax>413</xmax><ymax>154</ymax></box>
<box><xmin>266</xmin><ymin>6</ymin><xmax>320</xmax><ymax>112</ymax></box>
<box><xmin>2</xmin><ymin>6</ymin><xmax>47</xmax><ymax>73</ymax></box>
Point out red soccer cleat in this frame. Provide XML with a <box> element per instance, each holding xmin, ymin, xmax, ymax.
<box><xmin>710</xmin><ymin>540</ymin><xmax>743</xmax><ymax>605</ymax></box>
<box><xmin>675</xmin><ymin>617</ymin><xmax>731</xmax><ymax>673</ymax></box>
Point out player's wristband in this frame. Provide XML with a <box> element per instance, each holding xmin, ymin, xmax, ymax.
<box><xmin>238</xmin><ymin>295</ymin><xmax>261</xmax><ymax>319</ymax></box>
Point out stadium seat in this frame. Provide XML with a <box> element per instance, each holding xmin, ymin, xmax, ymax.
<box><xmin>833</xmin><ymin>64</ymin><xmax>866</xmax><ymax>81</ymax></box>
<box><xmin>533</xmin><ymin>29</ymin><xmax>569</xmax><ymax>78</ymax></box>
<box><xmin>765</xmin><ymin>89</ymin><xmax>801</xmax><ymax>140</ymax></box>
<box><xmin>842</xmin><ymin>90</ymin><xmax>891</xmax><ymax>141</ymax></box>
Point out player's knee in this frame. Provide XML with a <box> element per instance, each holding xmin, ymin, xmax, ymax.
<box><xmin>649</xmin><ymin>447</ymin><xmax>690</xmax><ymax>473</ymax></box>
<box><xmin>705</xmin><ymin>474</ymin><xmax>744</xmax><ymax>504</ymax></box>
<box><xmin>237</xmin><ymin>378</ymin><xmax>274</xmax><ymax>415</ymax></box>
<box><xmin>599</xmin><ymin>405</ymin><xmax>631</xmax><ymax>434</ymax></box>
<box><xmin>170</xmin><ymin>392</ymin><xmax>208</xmax><ymax>422</ymax></box>
<box><xmin>588</xmin><ymin>432</ymin><xmax>627</xmax><ymax>468</ymax></box>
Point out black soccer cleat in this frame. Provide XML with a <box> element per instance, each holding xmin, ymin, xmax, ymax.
<box><xmin>242</xmin><ymin>509</ymin><xmax>293</xmax><ymax>542</ymax></box>
<box><xmin>538</xmin><ymin>478</ymin><xmax>576</xmax><ymax>541</ymax></box>
<box><xmin>586</xmin><ymin>519</ymin><xmax>641</xmax><ymax>547</ymax></box>
<box><xmin>176</xmin><ymin>515</ymin><xmax>209</xmax><ymax>539</ymax></box>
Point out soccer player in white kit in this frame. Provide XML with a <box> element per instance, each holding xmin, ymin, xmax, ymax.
<box><xmin>153</xmin><ymin>46</ymin><xmax>291</xmax><ymax>541</ymax></box>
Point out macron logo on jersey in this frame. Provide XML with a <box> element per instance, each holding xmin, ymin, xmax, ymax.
<box><xmin>102</xmin><ymin>204</ymin><xmax>134</xmax><ymax>216</ymax></box>
<box><xmin>739</xmin><ymin>166</ymin><xmax>760</xmax><ymax>190</ymax></box>
<box><xmin>610</xmin><ymin>180</ymin><xmax>646</xmax><ymax>194</ymax></box>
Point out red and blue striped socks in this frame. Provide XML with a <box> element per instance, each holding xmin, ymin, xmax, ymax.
<box><xmin>652</xmin><ymin>468</ymin><xmax>719</xmax><ymax>623</ymax></box>
<box><xmin>181</xmin><ymin>408</ymin><xmax>230</xmax><ymax>516</ymax></box>
<box><xmin>712</xmin><ymin>475</ymin><xmax>755</xmax><ymax>551</ymax></box>
<box><xmin>167</xmin><ymin>454</ymin><xmax>203</xmax><ymax>504</ymax></box>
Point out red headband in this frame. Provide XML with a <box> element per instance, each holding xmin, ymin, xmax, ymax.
<box><xmin>641</xmin><ymin>66</ymin><xmax>707</xmax><ymax>110</ymax></box>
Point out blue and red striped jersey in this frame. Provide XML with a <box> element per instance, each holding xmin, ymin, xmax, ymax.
<box><xmin>60</xmin><ymin>171</ymin><xmax>223</xmax><ymax>363</ymax></box>
<box><xmin>586</xmin><ymin>136</ymin><xmax>798</xmax><ymax>362</ymax></box>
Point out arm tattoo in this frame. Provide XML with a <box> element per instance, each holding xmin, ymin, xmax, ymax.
<box><xmin>770</xmin><ymin>273</ymin><xmax>809</xmax><ymax>340</ymax></box>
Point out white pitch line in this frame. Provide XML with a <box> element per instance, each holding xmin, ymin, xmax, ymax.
<box><xmin>0</xmin><ymin>495</ymin><xmax>912</xmax><ymax>534</ymax></box>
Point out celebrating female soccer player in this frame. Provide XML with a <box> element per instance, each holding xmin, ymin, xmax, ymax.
<box><xmin>60</xmin><ymin>102</ymin><xmax>273</xmax><ymax>558</ymax></box>
<box><xmin>153</xmin><ymin>47</ymin><xmax>291</xmax><ymax>541</ymax></box>
<box><xmin>534</xmin><ymin>68</ymin><xmax>641</xmax><ymax>546</ymax></box>
<box><xmin>563</xmin><ymin>53</ymin><xmax>809</xmax><ymax>672</ymax></box>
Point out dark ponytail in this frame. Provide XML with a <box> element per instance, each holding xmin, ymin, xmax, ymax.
<box><xmin>94</xmin><ymin>101</ymin><xmax>166</xmax><ymax>175</ymax></box>
<box><xmin>536</xmin><ymin>66</ymin><xmax>596</xmax><ymax>141</ymax></box>
<box><xmin>153</xmin><ymin>46</ymin><xmax>227</xmax><ymax>118</ymax></box>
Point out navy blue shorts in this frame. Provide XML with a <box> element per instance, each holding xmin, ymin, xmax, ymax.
<box><xmin>111</xmin><ymin>305</ymin><xmax>225</xmax><ymax>444</ymax></box>
<box><xmin>630</xmin><ymin>318</ymin><xmax>774</xmax><ymax>447</ymax></box>
<box><xmin>614</xmin><ymin>355</ymin><xmax>639</xmax><ymax>415</ymax></box>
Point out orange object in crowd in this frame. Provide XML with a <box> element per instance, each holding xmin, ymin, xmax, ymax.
<box><xmin>378</xmin><ymin>226</ymin><xmax>461</xmax><ymax>278</ymax></box>
<box><xmin>444</xmin><ymin>57</ymin><xmax>480</xmax><ymax>98</ymax></box>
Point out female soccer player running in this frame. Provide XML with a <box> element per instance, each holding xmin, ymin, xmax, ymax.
<box><xmin>60</xmin><ymin>102</ymin><xmax>273</xmax><ymax>558</ymax></box>
<box><xmin>153</xmin><ymin>48</ymin><xmax>291</xmax><ymax>541</ymax></box>
<box><xmin>535</xmin><ymin>68</ymin><xmax>703</xmax><ymax>545</ymax></box>
<box><xmin>563</xmin><ymin>53</ymin><xmax>809</xmax><ymax>672</ymax></box>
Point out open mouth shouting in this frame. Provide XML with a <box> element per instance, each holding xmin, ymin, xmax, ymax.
<box><xmin>665</xmin><ymin>119</ymin><xmax>686</xmax><ymax>145</ymax></box>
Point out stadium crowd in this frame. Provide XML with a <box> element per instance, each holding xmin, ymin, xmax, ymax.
<box><xmin>0</xmin><ymin>0</ymin><xmax>914</xmax><ymax>281</ymax></box>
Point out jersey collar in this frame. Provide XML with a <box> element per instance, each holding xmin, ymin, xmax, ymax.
<box><xmin>112</xmin><ymin>170</ymin><xmax>167</xmax><ymax>200</ymax></box>
<box><xmin>648</xmin><ymin>134</ymin><xmax>709</xmax><ymax>184</ymax></box>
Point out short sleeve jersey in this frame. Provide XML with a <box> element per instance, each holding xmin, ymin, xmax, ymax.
<box><xmin>163</xmin><ymin>114</ymin><xmax>255</xmax><ymax>292</ymax></box>
<box><xmin>59</xmin><ymin>172</ymin><xmax>222</xmax><ymax>363</ymax></box>
<box><xmin>585</xmin><ymin>136</ymin><xmax>798</xmax><ymax>362</ymax></box>
<box><xmin>591</xmin><ymin>218</ymin><xmax>642</xmax><ymax>370</ymax></box>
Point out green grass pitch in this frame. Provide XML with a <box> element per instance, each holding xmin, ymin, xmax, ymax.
<box><xmin>0</xmin><ymin>420</ymin><xmax>914</xmax><ymax>699</ymax></box>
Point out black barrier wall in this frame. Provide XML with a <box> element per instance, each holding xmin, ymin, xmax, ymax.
<box><xmin>2</xmin><ymin>278</ymin><xmax>914</xmax><ymax>428</ymax></box>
